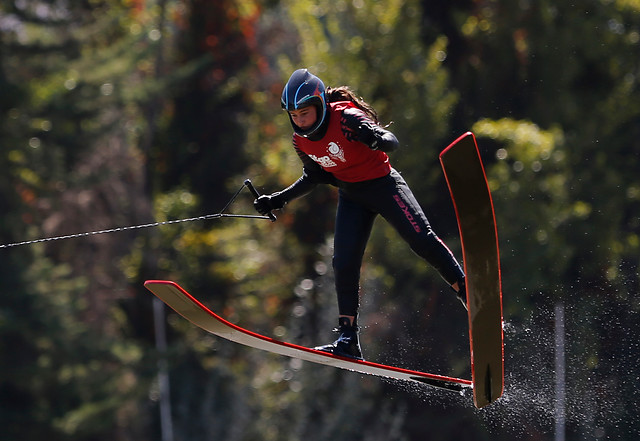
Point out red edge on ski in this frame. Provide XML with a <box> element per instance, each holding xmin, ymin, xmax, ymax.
<box><xmin>144</xmin><ymin>280</ymin><xmax>472</xmax><ymax>392</ymax></box>
<box><xmin>439</xmin><ymin>131</ymin><xmax>505</xmax><ymax>406</ymax></box>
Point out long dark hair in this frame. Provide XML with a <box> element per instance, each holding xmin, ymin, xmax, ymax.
<box><xmin>325</xmin><ymin>86</ymin><xmax>379</xmax><ymax>123</ymax></box>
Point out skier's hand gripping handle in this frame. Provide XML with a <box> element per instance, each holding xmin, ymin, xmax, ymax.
<box><xmin>245</xmin><ymin>179</ymin><xmax>277</xmax><ymax>222</ymax></box>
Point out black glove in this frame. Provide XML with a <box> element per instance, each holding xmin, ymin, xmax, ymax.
<box><xmin>253</xmin><ymin>193</ymin><xmax>285</xmax><ymax>215</ymax></box>
<box><xmin>357</xmin><ymin>121</ymin><xmax>398</xmax><ymax>152</ymax></box>
<box><xmin>357</xmin><ymin>121</ymin><xmax>380</xmax><ymax>149</ymax></box>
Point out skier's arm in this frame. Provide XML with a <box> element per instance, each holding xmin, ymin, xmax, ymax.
<box><xmin>254</xmin><ymin>145</ymin><xmax>337</xmax><ymax>214</ymax></box>
<box><xmin>341</xmin><ymin>107</ymin><xmax>399</xmax><ymax>152</ymax></box>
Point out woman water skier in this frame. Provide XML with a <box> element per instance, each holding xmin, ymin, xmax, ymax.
<box><xmin>254</xmin><ymin>68</ymin><xmax>466</xmax><ymax>360</ymax></box>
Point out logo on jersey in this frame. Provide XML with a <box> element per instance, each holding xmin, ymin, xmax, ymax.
<box><xmin>327</xmin><ymin>142</ymin><xmax>346</xmax><ymax>163</ymax></box>
<box><xmin>309</xmin><ymin>154</ymin><xmax>337</xmax><ymax>168</ymax></box>
<box><xmin>308</xmin><ymin>142</ymin><xmax>347</xmax><ymax>168</ymax></box>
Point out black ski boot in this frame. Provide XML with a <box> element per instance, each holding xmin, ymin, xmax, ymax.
<box><xmin>314</xmin><ymin>317</ymin><xmax>363</xmax><ymax>360</ymax></box>
<box><xmin>454</xmin><ymin>278</ymin><xmax>468</xmax><ymax>311</ymax></box>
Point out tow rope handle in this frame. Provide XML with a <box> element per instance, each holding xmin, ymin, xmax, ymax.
<box><xmin>244</xmin><ymin>179</ymin><xmax>277</xmax><ymax>222</ymax></box>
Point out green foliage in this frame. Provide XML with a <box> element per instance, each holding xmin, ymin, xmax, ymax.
<box><xmin>0</xmin><ymin>247</ymin><xmax>149</xmax><ymax>440</ymax></box>
<box><xmin>473</xmin><ymin>119</ymin><xmax>570</xmax><ymax>304</ymax></box>
<box><xmin>461</xmin><ymin>0</ymin><xmax>640</xmax><ymax>300</ymax></box>
<box><xmin>1</xmin><ymin>1</ymin><xmax>178</xmax><ymax>439</ymax></box>
<box><xmin>2</xmin><ymin>0</ymin><xmax>640</xmax><ymax>439</ymax></box>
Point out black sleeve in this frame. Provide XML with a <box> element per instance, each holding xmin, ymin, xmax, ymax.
<box><xmin>273</xmin><ymin>173</ymin><xmax>317</xmax><ymax>204</ymax></box>
<box><xmin>340</xmin><ymin>107</ymin><xmax>399</xmax><ymax>152</ymax></box>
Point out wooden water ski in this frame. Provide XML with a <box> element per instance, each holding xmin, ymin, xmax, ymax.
<box><xmin>440</xmin><ymin>131</ymin><xmax>504</xmax><ymax>408</ymax></box>
<box><xmin>144</xmin><ymin>280</ymin><xmax>472</xmax><ymax>393</ymax></box>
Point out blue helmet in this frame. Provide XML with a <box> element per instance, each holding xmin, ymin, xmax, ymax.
<box><xmin>281</xmin><ymin>69</ymin><xmax>328</xmax><ymax>138</ymax></box>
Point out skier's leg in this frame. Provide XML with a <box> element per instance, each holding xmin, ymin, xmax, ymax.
<box><xmin>332</xmin><ymin>191</ymin><xmax>376</xmax><ymax>320</ymax></box>
<box><xmin>315</xmin><ymin>192</ymin><xmax>375</xmax><ymax>359</ymax></box>
<box><xmin>375</xmin><ymin>170</ymin><xmax>466</xmax><ymax>306</ymax></box>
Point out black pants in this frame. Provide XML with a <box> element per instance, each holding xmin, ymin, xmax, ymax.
<box><xmin>333</xmin><ymin>169</ymin><xmax>464</xmax><ymax>317</ymax></box>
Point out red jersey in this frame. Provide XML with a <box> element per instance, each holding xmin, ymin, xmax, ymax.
<box><xmin>293</xmin><ymin>101</ymin><xmax>392</xmax><ymax>183</ymax></box>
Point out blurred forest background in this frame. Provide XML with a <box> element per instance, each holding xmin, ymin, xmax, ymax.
<box><xmin>1</xmin><ymin>0</ymin><xmax>639</xmax><ymax>440</ymax></box>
